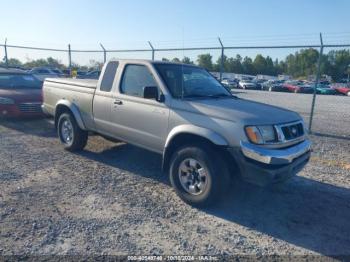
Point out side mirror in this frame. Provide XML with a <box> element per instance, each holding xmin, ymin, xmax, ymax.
<box><xmin>143</xmin><ymin>86</ymin><xmax>164</xmax><ymax>102</ymax></box>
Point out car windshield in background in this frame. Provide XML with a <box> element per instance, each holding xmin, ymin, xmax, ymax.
<box><xmin>154</xmin><ymin>64</ymin><xmax>231</xmax><ymax>99</ymax></box>
<box><xmin>0</xmin><ymin>74</ymin><xmax>42</xmax><ymax>89</ymax></box>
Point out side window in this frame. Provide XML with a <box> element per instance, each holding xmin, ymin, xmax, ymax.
<box><xmin>121</xmin><ymin>65</ymin><xmax>157</xmax><ymax>97</ymax></box>
<box><xmin>100</xmin><ymin>61</ymin><xmax>119</xmax><ymax>92</ymax></box>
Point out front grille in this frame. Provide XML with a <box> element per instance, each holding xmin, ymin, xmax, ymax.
<box><xmin>281</xmin><ymin>122</ymin><xmax>304</xmax><ymax>140</ymax></box>
<box><xmin>18</xmin><ymin>103</ymin><xmax>42</xmax><ymax>113</ymax></box>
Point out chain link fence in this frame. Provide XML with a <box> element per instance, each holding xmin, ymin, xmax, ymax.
<box><xmin>1</xmin><ymin>36</ymin><xmax>349</xmax><ymax>138</ymax></box>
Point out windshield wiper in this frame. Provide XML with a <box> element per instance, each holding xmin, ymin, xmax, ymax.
<box><xmin>207</xmin><ymin>93</ymin><xmax>233</xmax><ymax>98</ymax></box>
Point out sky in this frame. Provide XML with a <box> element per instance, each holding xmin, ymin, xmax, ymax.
<box><xmin>1</xmin><ymin>0</ymin><xmax>349</xmax><ymax>66</ymax></box>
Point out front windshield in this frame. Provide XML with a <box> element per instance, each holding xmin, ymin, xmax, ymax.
<box><xmin>154</xmin><ymin>64</ymin><xmax>231</xmax><ymax>98</ymax></box>
<box><xmin>0</xmin><ymin>74</ymin><xmax>43</xmax><ymax>89</ymax></box>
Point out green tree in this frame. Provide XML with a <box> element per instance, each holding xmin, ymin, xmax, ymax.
<box><xmin>242</xmin><ymin>56</ymin><xmax>255</xmax><ymax>75</ymax></box>
<box><xmin>227</xmin><ymin>55</ymin><xmax>243</xmax><ymax>74</ymax></box>
<box><xmin>253</xmin><ymin>54</ymin><xmax>267</xmax><ymax>74</ymax></box>
<box><xmin>0</xmin><ymin>58</ymin><xmax>22</xmax><ymax>68</ymax></box>
<box><xmin>24</xmin><ymin>57</ymin><xmax>65</xmax><ymax>69</ymax></box>
<box><xmin>181</xmin><ymin>56</ymin><xmax>194</xmax><ymax>64</ymax></box>
<box><xmin>285</xmin><ymin>48</ymin><xmax>319</xmax><ymax>77</ymax></box>
<box><xmin>214</xmin><ymin>54</ymin><xmax>229</xmax><ymax>72</ymax></box>
<box><xmin>197</xmin><ymin>53</ymin><xmax>213</xmax><ymax>71</ymax></box>
<box><xmin>172</xmin><ymin>57</ymin><xmax>181</xmax><ymax>63</ymax></box>
<box><xmin>326</xmin><ymin>49</ymin><xmax>350</xmax><ymax>81</ymax></box>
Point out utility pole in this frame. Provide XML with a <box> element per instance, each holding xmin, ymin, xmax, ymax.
<box><xmin>68</xmin><ymin>44</ymin><xmax>72</xmax><ymax>73</ymax></box>
<box><xmin>4</xmin><ymin>38</ymin><xmax>9</xmax><ymax>68</ymax></box>
<box><xmin>148</xmin><ymin>41</ymin><xmax>155</xmax><ymax>61</ymax></box>
<box><xmin>218</xmin><ymin>37</ymin><xmax>224</xmax><ymax>81</ymax></box>
<box><xmin>308</xmin><ymin>33</ymin><xmax>324</xmax><ymax>133</ymax></box>
<box><xmin>100</xmin><ymin>43</ymin><xmax>107</xmax><ymax>63</ymax></box>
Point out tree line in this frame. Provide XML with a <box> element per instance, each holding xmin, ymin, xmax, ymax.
<box><xmin>1</xmin><ymin>48</ymin><xmax>349</xmax><ymax>81</ymax></box>
<box><xmin>164</xmin><ymin>49</ymin><xmax>350</xmax><ymax>81</ymax></box>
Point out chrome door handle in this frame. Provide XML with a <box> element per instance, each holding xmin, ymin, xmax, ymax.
<box><xmin>114</xmin><ymin>99</ymin><xmax>123</xmax><ymax>105</ymax></box>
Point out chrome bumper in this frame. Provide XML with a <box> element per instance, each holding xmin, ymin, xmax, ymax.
<box><xmin>240</xmin><ymin>139</ymin><xmax>312</xmax><ymax>165</ymax></box>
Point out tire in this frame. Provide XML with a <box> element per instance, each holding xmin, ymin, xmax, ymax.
<box><xmin>57</xmin><ymin>113</ymin><xmax>88</xmax><ymax>151</ymax></box>
<box><xmin>169</xmin><ymin>145</ymin><xmax>230</xmax><ymax>207</ymax></box>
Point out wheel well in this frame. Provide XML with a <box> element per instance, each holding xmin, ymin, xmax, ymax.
<box><xmin>54</xmin><ymin>105</ymin><xmax>71</xmax><ymax>129</ymax></box>
<box><xmin>162</xmin><ymin>133</ymin><xmax>238</xmax><ymax>175</ymax></box>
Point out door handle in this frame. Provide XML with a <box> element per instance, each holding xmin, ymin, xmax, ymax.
<box><xmin>114</xmin><ymin>99</ymin><xmax>123</xmax><ymax>105</ymax></box>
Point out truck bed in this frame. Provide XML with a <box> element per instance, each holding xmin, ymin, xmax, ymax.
<box><xmin>45</xmin><ymin>78</ymin><xmax>97</xmax><ymax>89</ymax></box>
<box><xmin>42</xmin><ymin>78</ymin><xmax>98</xmax><ymax>130</ymax></box>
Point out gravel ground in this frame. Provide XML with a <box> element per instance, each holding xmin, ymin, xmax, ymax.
<box><xmin>0</xmin><ymin>91</ymin><xmax>349</xmax><ymax>260</ymax></box>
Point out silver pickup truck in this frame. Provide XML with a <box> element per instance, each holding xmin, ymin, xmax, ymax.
<box><xmin>42</xmin><ymin>59</ymin><xmax>311</xmax><ymax>206</ymax></box>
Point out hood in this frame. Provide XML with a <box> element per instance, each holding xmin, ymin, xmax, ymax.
<box><xmin>172</xmin><ymin>97</ymin><xmax>301</xmax><ymax>125</ymax></box>
<box><xmin>0</xmin><ymin>88</ymin><xmax>42</xmax><ymax>103</ymax></box>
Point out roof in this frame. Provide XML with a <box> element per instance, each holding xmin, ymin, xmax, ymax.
<box><xmin>0</xmin><ymin>67</ymin><xmax>28</xmax><ymax>74</ymax></box>
<box><xmin>109</xmin><ymin>58</ymin><xmax>199</xmax><ymax>68</ymax></box>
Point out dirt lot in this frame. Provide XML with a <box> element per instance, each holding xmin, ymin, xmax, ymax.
<box><xmin>0</xmin><ymin>91</ymin><xmax>349</xmax><ymax>260</ymax></box>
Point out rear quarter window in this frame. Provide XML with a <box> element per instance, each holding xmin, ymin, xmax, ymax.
<box><xmin>100</xmin><ymin>61</ymin><xmax>119</xmax><ymax>92</ymax></box>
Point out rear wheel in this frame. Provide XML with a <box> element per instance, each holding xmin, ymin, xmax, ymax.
<box><xmin>169</xmin><ymin>145</ymin><xmax>230</xmax><ymax>207</ymax></box>
<box><xmin>57</xmin><ymin>113</ymin><xmax>88</xmax><ymax>151</ymax></box>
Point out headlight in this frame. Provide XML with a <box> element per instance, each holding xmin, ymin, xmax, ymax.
<box><xmin>0</xmin><ymin>97</ymin><xmax>15</xmax><ymax>105</ymax></box>
<box><xmin>245</xmin><ymin>125</ymin><xmax>277</xmax><ymax>144</ymax></box>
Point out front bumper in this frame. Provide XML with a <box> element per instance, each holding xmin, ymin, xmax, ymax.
<box><xmin>228</xmin><ymin>140</ymin><xmax>311</xmax><ymax>186</ymax></box>
<box><xmin>0</xmin><ymin>104</ymin><xmax>44</xmax><ymax>118</ymax></box>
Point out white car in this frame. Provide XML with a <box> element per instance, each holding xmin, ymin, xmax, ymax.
<box><xmin>221</xmin><ymin>79</ymin><xmax>238</xmax><ymax>88</ymax></box>
<box><xmin>238</xmin><ymin>80</ymin><xmax>257</xmax><ymax>90</ymax></box>
<box><xmin>29</xmin><ymin>67</ymin><xmax>61</xmax><ymax>81</ymax></box>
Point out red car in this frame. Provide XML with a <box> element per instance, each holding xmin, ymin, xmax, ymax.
<box><xmin>283</xmin><ymin>81</ymin><xmax>314</xmax><ymax>93</ymax></box>
<box><xmin>331</xmin><ymin>83</ymin><xmax>350</xmax><ymax>96</ymax></box>
<box><xmin>0</xmin><ymin>68</ymin><xmax>44</xmax><ymax>118</ymax></box>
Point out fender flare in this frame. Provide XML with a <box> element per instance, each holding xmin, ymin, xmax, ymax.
<box><xmin>162</xmin><ymin>125</ymin><xmax>229</xmax><ymax>171</ymax></box>
<box><xmin>165</xmin><ymin>124</ymin><xmax>229</xmax><ymax>148</ymax></box>
<box><xmin>55</xmin><ymin>99</ymin><xmax>86</xmax><ymax>130</ymax></box>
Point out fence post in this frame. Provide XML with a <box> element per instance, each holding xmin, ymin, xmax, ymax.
<box><xmin>218</xmin><ymin>37</ymin><xmax>224</xmax><ymax>81</ymax></box>
<box><xmin>308</xmin><ymin>33</ymin><xmax>324</xmax><ymax>134</ymax></box>
<box><xmin>4</xmin><ymin>38</ymin><xmax>9</xmax><ymax>68</ymax></box>
<box><xmin>148</xmin><ymin>41</ymin><xmax>155</xmax><ymax>61</ymax></box>
<box><xmin>100</xmin><ymin>43</ymin><xmax>107</xmax><ymax>63</ymax></box>
<box><xmin>68</xmin><ymin>44</ymin><xmax>72</xmax><ymax>73</ymax></box>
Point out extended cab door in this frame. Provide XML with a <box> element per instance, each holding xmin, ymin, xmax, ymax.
<box><xmin>110</xmin><ymin>63</ymin><xmax>170</xmax><ymax>153</ymax></box>
<box><xmin>92</xmin><ymin>61</ymin><xmax>119</xmax><ymax>134</ymax></box>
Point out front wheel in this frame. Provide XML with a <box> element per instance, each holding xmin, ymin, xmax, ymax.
<box><xmin>57</xmin><ymin>113</ymin><xmax>88</xmax><ymax>151</ymax></box>
<box><xmin>169</xmin><ymin>145</ymin><xmax>230</xmax><ymax>207</ymax></box>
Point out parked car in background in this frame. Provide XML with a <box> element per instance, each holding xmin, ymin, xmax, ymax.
<box><xmin>0</xmin><ymin>68</ymin><xmax>44</xmax><ymax>117</ymax></box>
<box><xmin>29</xmin><ymin>67</ymin><xmax>61</xmax><ymax>81</ymax></box>
<box><xmin>77</xmin><ymin>70</ymin><xmax>101</xmax><ymax>79</ymax></box>
<box><xmin>315</xmin><ymin>84</ymin><xmax>336</xmax><ymax>95</ymax></box>
<box><xmin>252</xmin><ymin>79</ymin><xmax>267</xmax><ymax>90</ymax></box>
<box><xmin>77</xmin><ymin>71</ymin><xmax>88</xmax><ymax>77</ymax></box>
<box><xmin>261</xmin><ymin>80</ymin><xmax>287</xmax><ymax>92</ymax></box>
<box><xmin>283</xmin><ymin>81</ymin><xmax>313</xmax><ymax>93</ymax></box>
<box><xmin>221</xmin><ymin>78</ymin><xmax>238</xmax><ymax>89</ymax></box>
<box><xmin>331</xmin><ymin>83</ymin><xmax>350</xmax><ymax>96</ymax></box>
<box><xmin>238</xmin><ymin>80</ymin><xmax>258</xmax><ymax>90</ymax></box>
